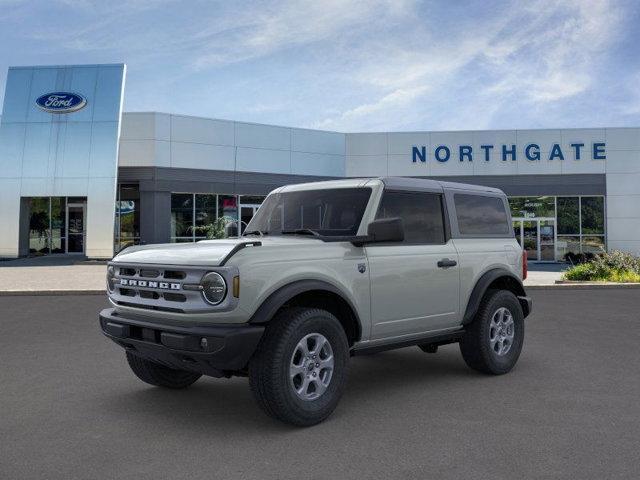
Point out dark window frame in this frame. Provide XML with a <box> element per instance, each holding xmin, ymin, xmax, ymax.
<box><xmin>374</xmin><ymin>189</ymin><xmax>449</xmax><ymax>245</ymax></box>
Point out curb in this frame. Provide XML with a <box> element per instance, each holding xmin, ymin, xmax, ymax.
<box><xmin>0</xmin><ymin>289</ymin><xmax>106</xmax><ymax>296</ymax></box>
<box><xmin>526</xmin><ymin>283</ymin><xmax>640</xmax><ymax>290</ymax></box>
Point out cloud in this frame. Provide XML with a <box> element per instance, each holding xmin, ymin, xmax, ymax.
<box><xmin>315</xmin><ymin>0</ymin><xmax>625</xmax><ymax>130</ymax></box>
<box><xmin>0</xmin><ymin>0</ymin><xmax>633</xmax><ymax>131</ymax></box>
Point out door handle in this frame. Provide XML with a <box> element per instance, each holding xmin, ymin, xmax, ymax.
<box><xmin>437</xmin><ymin>258</ymin><xmax>457</xmax><ymax>268</ymax></box>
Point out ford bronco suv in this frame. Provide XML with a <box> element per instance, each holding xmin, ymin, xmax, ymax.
<box><xmin>100</xmin><ymin>177</ymin><xmax>531</xmax><ymax>426</ymax></box>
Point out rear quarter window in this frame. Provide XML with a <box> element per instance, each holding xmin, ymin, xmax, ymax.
<box><xmin>454</xmin><ymin>193</ymin><xmax>510</xmax><ymax>236</ymax></box>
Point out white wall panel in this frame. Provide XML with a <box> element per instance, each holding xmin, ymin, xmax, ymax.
<box><xmin>235</xmin><ymin>122</ymin><xmax>290</xmax><ymax>150</ymax></box>
<box><xmin>605</xmin><ymin>195</ymin><xmax>640</xmax><ymax>218</ymax></box>
<box><xmin>291</xmin><ymin>128</ymin><xmax>344</xmax><ymax>155</ymax></box>
<box><xmin>171</xmin><ymin>115</ymin><xmax>234</xmax><ymax>146</ymax></box>
<box><xmin>605</xmin><ymin>150</ymin><xmax>640</xmax><ymax>174</ymax></box>
<box><xmin>236</xmin><ymin>147</ymin><xmax>290</xmax><ymax>174</ymax></box>
<box><xmin>346</xmin><ymin>154</ymin><xmax>387</xmax><ymax>177</ymax></box>
<box><xmin>387</xmin><ymin>132</ymin><xmax>429</xmax><ymax>156</ymax></box>
<box><xmin>118</xmin><ymin>139</ymin><xmax>159</xmax><ymax>167</ymax></box>
<box><xmin>606</xmin><ymin>128</ymin><xmax>640</xmax><ymax>151</ymax></box>
<box><xmin>388</xmin><ymin>153</ymin><xmax>431</xmax><ymax>177</ymax></box>
<box><xmin>170</xmin><ymin>142</ymin><xmax>235</xmax><ymax>170</ymax></box>
<box><xmin>120</xmin><ymin>113</ymin><xmax>157</xmax><ymax>140</ymax></box>
<box><xmin>346</xmin><ymin>133</ymin><xmax>387</xmax><ymax>156</ymax></box>
<box><xmin>291</xmin><ymin>151</ymin><xmax>343</xmax><ymax>176</ymax></box>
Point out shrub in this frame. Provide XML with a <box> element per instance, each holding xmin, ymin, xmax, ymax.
<box><xmin>563</xmin><ymin>250</ymin><xmax>640</xmax><ymax>282</ymax></box>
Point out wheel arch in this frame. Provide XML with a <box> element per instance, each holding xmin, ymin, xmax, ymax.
<box><xmin>463</xmin><ymin>268</ymin><xmax>530</xmax><ymax>324</ymax></box>
<box><xmin>248</xmin><ymin>280</ymin><xmax>362</xmax><ymax>346</ymax></box>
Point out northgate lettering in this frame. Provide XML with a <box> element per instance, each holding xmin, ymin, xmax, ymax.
<box><xmin>411</xmin><ymin>143</ymin><xmax>606</xmax><ymax>163</ymax></box>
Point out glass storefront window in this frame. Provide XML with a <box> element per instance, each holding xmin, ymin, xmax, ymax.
<box><xmin>557</xmin><ymin>236</ymin><xmax>581</xmax><ymax>259</ymax></box>
<box><xmin>171</xmin><ymin>193</ymin><xmax>194</xmax><ymax>240</ymax></box>
<box><xmin>29</xmin><ymin>198</ymin><xmax>50</xmax><ymax>255</ymax></box>
<box><xmin>581</xmin><ymin>197</ymin><xmax>605</xmax><ymax>234</ymax></box>
<box><xmin>511</xmin><ymin>195</ymin><xmax>605</xmax><ymax>261</ymax></box>
<box><xmin>582</xmin><ymin>236</ymin><xmax>606</xmax><ymax>254</ymax></box>
<box><xmin>170</xmin><ymin>193</ymin><xmax>247</xmax><ymax>242</ymax></box>
<box><xmin>195</xmin><ymin>194</ymin><xmax>217</xmax><ymax>240</ymax></box>
<box><xmin>114</xmin><ymin>184</ymin><xmax>140</xmax><ymax>253</ymax></box>
<box><xmin>27</xmin><ymin>196</ymin><xmax>85</xmax><ymax>255</ymax></box>
<box><xmin>509</xmin><ymin>196</ymin><xmax>555</xmax><ymax>218</ymax></box>
<box><xmin>557</xmin><ymin>197</ymin><xmax>579</xmax><ymax>235</ymax></box>
<box><xmin>218</xmin><ymin>195</ymin><xmax>239</xmax><ymax>237</ymax></box>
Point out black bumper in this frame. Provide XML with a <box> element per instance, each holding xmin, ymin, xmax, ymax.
<box><xmin>99</xmin><ymin>308</ymin><xmax>264</xmax><ymax>377</ymax></box>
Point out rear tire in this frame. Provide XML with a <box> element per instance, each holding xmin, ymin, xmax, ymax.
<box><xmin>459</xmin><ymin>289</ymin><xmax>524</xmax><ymax>375</ymax></box>
<box><xmin>249</xmin><ymin>307</ymin><xmax>349</xmax><ymax>426</ymax></box>
<box><xmin>125</xmin><ymin>351</ymin><xmax>202</xmax><ymax>389</ymax></box>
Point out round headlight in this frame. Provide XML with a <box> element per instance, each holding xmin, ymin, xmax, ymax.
<box><xmin>201</xmin><ymin>272</ymin><xmax>227</xmax><ymax>305</ymax></box>
<box><xmin>106</xmin><ymin>265</ymin><xmax>116</xmax><ymax>293</ymax></box>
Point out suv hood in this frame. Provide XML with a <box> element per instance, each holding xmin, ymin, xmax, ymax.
<box><xmin>112</xmin><ymin>237</ymin><xmax>321</xmax><ymax>266</ymax></box>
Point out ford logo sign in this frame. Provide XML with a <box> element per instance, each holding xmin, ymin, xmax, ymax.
<box><xmin>35</xmin><ymin>92</ymin><xmax>87</xmax><ymax>114</ymax></box>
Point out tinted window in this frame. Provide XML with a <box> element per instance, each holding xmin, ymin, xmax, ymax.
<box><xmin>454</xmin><ymin>194</ymin><xmax>510</xmax><ymax>236</ymax></box>
<box><xmin>376</xmin><ymin>191</ymin><xmax>445</xmax><ymax>244</ymax></box>
<box><xmin>245</xmin><ymin>188</ymin><xmax>371</xmax><ymax>236</ymax></box>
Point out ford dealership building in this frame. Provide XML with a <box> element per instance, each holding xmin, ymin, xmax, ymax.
<box><xmin>1</xmin><ymin>63</ymin><xmax>639</xmax><ymax>261</ymax></box>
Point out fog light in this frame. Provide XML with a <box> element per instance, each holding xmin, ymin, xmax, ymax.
<box><xmin>201</xmin><ymin>272</ymin><xmax>227</xmax><ymax>305</ymax></box>
<box><xmin>200</xmin><ymin>337</ymin><xmax>208</xmax><ymax>350</ymax></box>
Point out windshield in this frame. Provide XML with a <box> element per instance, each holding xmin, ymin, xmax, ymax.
<box><xmin>244</xmin><ymin>187</ymin><xmax>372</xmax><ymax>237</ymax></box>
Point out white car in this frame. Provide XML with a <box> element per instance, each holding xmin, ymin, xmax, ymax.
<box><xmin>100</xmin><ymin>177</ymin><xmax>532</xmax><ymax>426</ymax></box>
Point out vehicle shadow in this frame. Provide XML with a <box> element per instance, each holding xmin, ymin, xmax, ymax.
<box><xmin>98</xmin><ymin>346</ymin><xmax>475</xmax><ymax>433</ymax></box>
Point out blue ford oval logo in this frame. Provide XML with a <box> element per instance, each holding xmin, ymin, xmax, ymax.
<box><xmin>35</xmin><ymin>92</ymin><xmax>87</xmax><ymax>114</ymax></box>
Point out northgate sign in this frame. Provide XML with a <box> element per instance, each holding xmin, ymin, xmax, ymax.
<box><xmin>411</xmin><ymin>142</ymin><xmax>606</xmax><ymax>163</ymax></box>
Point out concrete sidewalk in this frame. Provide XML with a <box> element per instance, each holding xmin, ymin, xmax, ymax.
<box><xmin>0</xmin><ymin>257</ymin><xmax>106</xmax><ymax>294</ymax></box>
<box><xmin>0</xmin><ymin>256</ymin><xmax>566</xmax><ymax>294</ymax></box>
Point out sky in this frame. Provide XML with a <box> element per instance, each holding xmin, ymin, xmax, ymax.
<box><xmin>0</xmin><ymin>0</ymin><xmax>639</xmax><ymax>132</ymax></box>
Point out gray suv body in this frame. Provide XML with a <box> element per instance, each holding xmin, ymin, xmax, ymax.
<box><xmin>100</xmin><ymin>177</ymin><xmax>532</xmax><ymax>426</ymax></box>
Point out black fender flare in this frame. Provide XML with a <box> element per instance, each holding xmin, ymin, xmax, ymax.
<box><xmin>248</xmin><ymin>279</ymin><xmax>362</xmax><ymax>339</ymax></box>
<box><xmin>462</xmin><ymin>268</ymin><xmax>529</xmax><ymax>324</ymax></box>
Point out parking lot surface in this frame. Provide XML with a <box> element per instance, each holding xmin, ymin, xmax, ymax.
<box><xmin>1</xmin><ymin>290</ymin><xmax>639</xmax><ymax>479</ymax></box>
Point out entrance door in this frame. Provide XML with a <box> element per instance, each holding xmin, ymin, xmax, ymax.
<box><xmin>66</xmin><ymin>203</ymin><xmax>86</xmax><ymax>254</ymax></box>
<box><xmin>513</xmin><ymin>218</ymin><xmax>556</xmax><ymax>262</ymax></box>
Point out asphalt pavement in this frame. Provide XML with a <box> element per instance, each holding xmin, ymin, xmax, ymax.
<box><xmin>1</xmin><ymin>290</ymin><xmax>639</xmax><ymax>479</ymax></box>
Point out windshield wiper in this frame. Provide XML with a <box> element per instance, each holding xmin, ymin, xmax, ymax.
<box><xmin>280</xmin><ymin>228</ymin><xmax>321</xmax><ymax>237</ymax></box>
<box><xmin>243</xmin><ymin>230</ymin><xmax>268</xmax><ymax>237</ymax></box>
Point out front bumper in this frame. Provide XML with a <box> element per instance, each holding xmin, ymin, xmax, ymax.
<box><xmin>99</xmin><ymin>308</ymin><xmax>264</xmax><ymax>377</ymax></box>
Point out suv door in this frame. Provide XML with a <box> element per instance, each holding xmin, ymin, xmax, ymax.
<box><xmin>365</xmin><ymin>190</ymin><xmax>460</xmax><ymax>340</ymax></box>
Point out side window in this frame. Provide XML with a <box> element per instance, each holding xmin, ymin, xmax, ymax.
<box><xmin>375</xmin><ymin>191</ymin><xmax>446</xmax><ymax>244</ymax></box>
<box><xmin>454</xmin><ymin>194</ymin><xmax>510</xmax><ymax>235</ymax></box>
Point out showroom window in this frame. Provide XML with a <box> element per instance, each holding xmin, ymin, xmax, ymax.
<box><xmin>510</xmin><ymin>196</ymin><xmax>605</xmax><ymax>259</ymax></box>
<box><xmin>170</xmin><ymin>193</ymin><xmax>265</xmax><ymax>242</ymax></box>
<box><xmin>27</xmin><ymin>196</ymin><xmax>86</xmax><ymax>255</ymax></box>
<box><xmin>114</xmin><ymin>184</ymin><xmax>140</xmax><ymax>253</ymax></box>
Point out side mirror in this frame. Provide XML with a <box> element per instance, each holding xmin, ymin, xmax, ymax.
<box><xmin>366</xmin><ymin>217</ymin><xmax>404</xmax><ymax>243</ymax></box>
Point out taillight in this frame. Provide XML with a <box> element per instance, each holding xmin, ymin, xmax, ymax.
<box><xmin>522</xmin><ymin>250</ymin><xmax>528</xmax><ymax>280</ymax></box>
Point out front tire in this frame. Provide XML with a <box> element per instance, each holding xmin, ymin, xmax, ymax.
<box><xmin>249</xmin><ymin>307</ymin><xmax>349</xmax><ymax>426</ymax></box>
<box><xmin>459</xmin><ymin>290</ymin><xmax>524</xmax><ymax>375</ymax></box>
<box><xmin>125</xmin><ymin>351</ymin><xmax>202</xmax><ymax>389</ymax></box>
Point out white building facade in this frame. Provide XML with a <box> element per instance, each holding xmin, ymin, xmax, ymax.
<box><xmin>1</xmin><ymin>64</ymin><xmax>639</xmax><ymax>261</ymax></box>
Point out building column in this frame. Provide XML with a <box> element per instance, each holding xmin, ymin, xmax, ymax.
<box><xmin>139</xmin><ymin>189</ymin><xmax>171</xmax><ymax>245</ymax></box>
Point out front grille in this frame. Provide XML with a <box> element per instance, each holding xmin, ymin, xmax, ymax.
<box><xmin>109</xmin><ymin>263</ymin><xmax>238</xmax><ymax>314</ymax></box>
<box><xmin>110</xmin><ymin>264</ymin><xmax>211</xmax><ymax>313</ymax></box>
